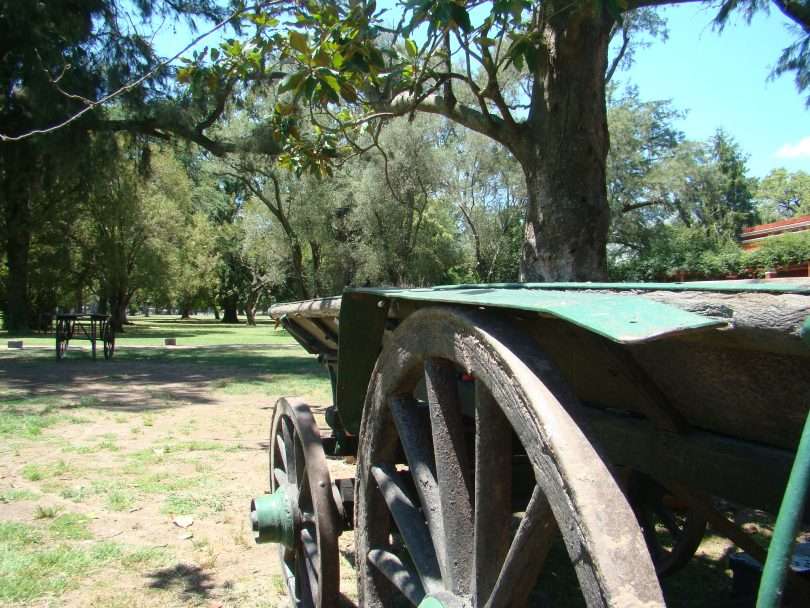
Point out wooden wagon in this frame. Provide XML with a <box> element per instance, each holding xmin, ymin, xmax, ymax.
<box><xmin>252</xmin><ymin>280</ymin><xmax>810</xmax><ymax>607</ymax></box>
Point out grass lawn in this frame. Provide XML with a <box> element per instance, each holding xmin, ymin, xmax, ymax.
<box><xmin>0</xmin><ymin>314</ymin><xmax>787</xmax><ymax>607</ymax></box>
<box><xmin>1</xmin><ymin>313</ymin><xmax>287</xmax><ymax>349</ymax></box>
<box><xmin>0</xmin><ymin>315</ymin><xmax>332</xmax><ymax>607</ymax></box>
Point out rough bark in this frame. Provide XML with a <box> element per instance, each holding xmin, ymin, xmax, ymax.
<box><xmin>109</xmin><ymin>288</ymin><xmax>129</xmax><ymax>333</ymax></box>
<box><xmin>244</xmin><ymin>301</ymin><xmax>257</xmax><ymax>325</ymax></box>
<box><xmin>221</xmin><ymin>295</ymin><xmax>239</xmax><ymax>323</ymax></box>
<box><xmin>2</xmin><ymin>150</ymin><xmax>33</xmax><ymax>331</ymax></box>
<box><xmin>514</xmin><ymin>7</ymin><xmax>613</xmax><ymax>281</ymax></box>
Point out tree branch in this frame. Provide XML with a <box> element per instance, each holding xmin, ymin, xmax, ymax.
<box><xmin>606</xmin><ymin>25</ymin><xmax>631</xmax><ymax>83</ymax></box>
<box><xmin>383</xmin><ymin>92</ymin><xmax>509</xmax><ymax>146</ymax></box>
<box><xmin>772</xmin><ymin>0</ymin><xmax>810</xmax><ymax>31</ymax></box>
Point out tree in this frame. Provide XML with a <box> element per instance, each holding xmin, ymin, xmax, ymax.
<box><xmin>0</xmin><ymin>0</ymin><xmax>227</xmax><ymax>329</ymax></box>
<box><xmin>756</xmin><ymin>168</ymin><xmax>810</xmax><ymax>219</ymax></box>
<box><xmin>183</xmin><ymin>0</ymin><xmax>810</xmax><ymax>281</ymax></box>
<box><xmin>444</xmin><ymin>127</ymin><xmax>525</xmax><ymax>282</ymax></box>
<box><xmin>348</xmin><ymin>116</ymin><xmax>465</xmax><ymax>286</ymax></box>
<box><xmin>236</xmin><ymin>201</ymin><xmax>287</xmax><ymax>324</ymax></box>
<box><xmin>81</xmin><ymin>145</ymin><xmax>194</xmax><ymax>331</ymax></box>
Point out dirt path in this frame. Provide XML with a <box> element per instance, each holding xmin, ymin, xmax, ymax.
<box><xmin>0</xmin><ymin>355</ymin><xmax>356</xmax><ymax>608</ymax></box>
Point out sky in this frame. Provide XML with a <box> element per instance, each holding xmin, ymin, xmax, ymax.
<box><xmin>617</xmin><ymin>4</ymin><xmax>809</xmax><ymax>178</ymax></box>
<box><xmin>152</xmin><ymin>2</ymin><xmax>809</xmax><ymax>179</ymax></box>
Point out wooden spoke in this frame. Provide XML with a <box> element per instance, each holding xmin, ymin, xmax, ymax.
<box><xmin>367</xmin><ymin>548</ymin><xmax>427</xmax><ymax>606</ymax></box>
<box><xmin>388</xmin><ymin>398</ymin><xmax>444</xmax><ymax>555</ymax></box>
<box><xmin>273</xmin><ymin>467</ymin><xmax>289</xmax><ymax>488</ymax></box>
<box><xmin>485</xmin><ymin>485</ymin><xmax>557</xmax><ymax>608</ymax></box>
<box><xmin>473</xmin><ymin>381</ymin><xmax>513</xmax><ymax>606</ymax></box>
<box><xmin>370</xmin><ymin>464</ymin><xmax>442</xmax><ymax>593</ymax></box>
<box><xmin>302</xmin><ymin>527</ymin><xmax>320</xmax><ymax>602</ymax></box>
<box><xmin>295</xmin><ymin>430</ymin><xmax>306</xmax><ymax>488</ymax></box>
<box><xmin>281</xmin><ymin>418</ymin><xmax>296</xmax><ymax>482</ymax></box>
<box><xmin>296</xmin><ymin>549</ymin><xmax>316</xmax><ymax>608</ymax></box>
<box><xmin>425</xmin><ymin>358</ymin><xmax>473</xmax><ymax>594</ymax></box>
<box><xmin>276</xmin><ymin>434</ymin><xmax>289</xmax><ymax>472</ymax></box>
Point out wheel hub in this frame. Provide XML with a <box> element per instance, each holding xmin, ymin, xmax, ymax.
<box><xmin>250</xmin><ymin>486</ymin><xmax>296</xmax><ymax>547</ymax></box>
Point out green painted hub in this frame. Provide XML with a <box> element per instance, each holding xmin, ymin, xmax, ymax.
<box><xmin>250</xmin><ymin>487</ymin><xmax>295</xmax><ymax>546</ymax></box>
<box><xmin>418</xmin><ymin>597</ymin><xmax>446</xmax><ymax>608</ymax></box>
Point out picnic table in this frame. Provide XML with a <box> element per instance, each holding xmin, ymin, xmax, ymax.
<box><xmin>55</xmin><ymin>314</ymin><xmax>115</xmax><ymax>360</ymax></box>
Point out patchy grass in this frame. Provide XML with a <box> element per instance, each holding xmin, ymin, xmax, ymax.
<box><xmin>0</xmin><ymin>488</ymin><xmax>39</xmax><ymax>502</ymax></box>
<box><xmin>34</xmin><ymin>505</ymin><xmax>60</xmax><ymax>519</ymax></box>
<box><xmin>49</xmin><ymin>513</ymin><xmax>93</xmax><ymax>540</ymax></box>
<box><xmin>0</xmin><ymin>541</ymin><xmax>124</xmax><ymax>603</ymax></box>
<box><xmin>105</xmin><ymin>489</ymin><xmax>137</xmax><ymax>512</ymax></box>
<box><xmin>0</xmin><ymin>399</ymin><xmax>61</xmax><ymax>439</ymax></box>
<box><xmin>22</xmin><ymin>459</ymin><xmax>74</xmax><ymax>482</ymax></box>
<box><xmin>0</xmin><ymin>522</ymin><xmax>42</xmax><ymax>546</ymax></box>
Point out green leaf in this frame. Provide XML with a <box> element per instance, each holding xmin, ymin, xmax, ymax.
<box><xmin>319</xmin><ymin>72</ymin><xmax>341</xmax><ymax>95</ymax></box>
<box><xmin>210</xmin><ymin>48</ymin><xmax>219</xmax><ymax>61</ymax></box>
<box><xmin>405</xmin><ymin>38</ymin><xmax>418</xmax><ymax>58</ymax></box>
<box><xmin>449</xmin><ymin>5</ymin><xmax>473</xmax><ymax>33</ymax></box>
<box><xmin>339</xmin><ymin>82</ymin><xmax>358</xmax><ymax>102</ymax></box>
<box><xmin>278</xmin><ymin>71</ymin><xmax>306</xmax><ymax>94</ymax></box>
<box><xmin>289</xmin><ymin>31</ymin><xmax>310</xmax><ymax>55</ymax></box>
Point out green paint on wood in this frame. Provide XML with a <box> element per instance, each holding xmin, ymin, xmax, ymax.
<box><xmin>350</xmin><ymin>286</ymin><xmax>726</xmax><ymax>344</ymax></box>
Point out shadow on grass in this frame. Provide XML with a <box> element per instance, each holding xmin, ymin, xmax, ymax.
<box><xmin>146</xmin><ymin>563</ymin><xmax>215</xmax><ymax>599</ymax></box>
<box><xmin>0</xmin><ymin>349</ymin><xmax>329</xmax><ymax>412</ymax></box>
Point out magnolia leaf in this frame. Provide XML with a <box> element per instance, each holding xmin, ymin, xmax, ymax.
<box><xmin>289</xmin><ymin>31</ymin><xmax>309</xmax><ymax>55</ymax></box>
<box><xmin>278</xmin><ymin>70</ymin><xmax>306</xmax><ymax>94</ymax></box>
<box><xmin>339</xmin><ymin>82</ymin><xmax>358</xmax><ymax>102</ymax></box>
<box><xmin>319</xmin><ymin>72</ymin><xmax>341</xmax><ymax>95</ymax></box>
<box><xmin>449</xmin><ymin>5</ymin><xmax>473</xmax><ymax>33</ymax></box>
<box><xmin>405</xmin><ymin>38</ymin><xmax>418</xmax><ymax>58</ymax></box>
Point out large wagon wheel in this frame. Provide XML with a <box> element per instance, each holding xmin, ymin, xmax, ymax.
<box><xmin>356</xmin><ymin>307</ymin><xmax>665</xmax><ymax>608</ymax></box>
<box><xmin>55</xmin><ymin>319</ymin><xmax>69</xmax><ymax>360</ymax></box>
<box><xmin>102</xmin><ymin>320</ymin><xmax>115</xmax><ymax>360</ymax></box>
<box><xmin>626</xmin><ymin>471</ymin><xmax>707</xmax><ymax>577</ymax></box>
<box><xmin>252</xmin><ymin>397</ymin><xmax>339</xmax><ymax>608</ymax></box>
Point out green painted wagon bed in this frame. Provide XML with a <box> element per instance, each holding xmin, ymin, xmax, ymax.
<box><xmin>254</xmin><ymin>280</ymin><xmax>810</xmax><ymax>608</ymax></box>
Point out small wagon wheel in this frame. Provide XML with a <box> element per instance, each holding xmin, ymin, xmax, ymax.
<box><xmin>356</xmin><ymin>307</ymin><xmax>665</xmax><ymax>608</ymax></box>
<box><xmin>626</xmin><ymin>471</ymin><xmax>707</xmax><ymax>577</ymax></box>
<box><xmin>55</xmin><ymin>319</ymin><xmax>69</xmax><ymax>360</ymax></box>
<box><xmin>102</xmin><ymin>320</ymin><xmax>115</xmax><ymax>360</ymax></box>
<box><xmin>252</xmin><ymin>397</ymin><xmax>339</xmax><ymax>608</ymax></box>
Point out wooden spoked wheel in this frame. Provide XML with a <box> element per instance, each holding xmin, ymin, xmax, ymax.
<box><xmin>626</xmin><ymin>471</ymin><xmax>707</xmax><ymax>577</ymax></box>
<box><xmin>356</xmin><ymin>307</ymin><xmax>665</xmax><ymax>608</ymax></box>
<box><xmin>55</xmin><ymin>319</ymin><xmax>69</xmax><ymax>360</ymax></box>
<box><xmin>102</xmin><ymin>321</ymin><xmax>115</xmax><ymax>360</ymax></box>
<box><xmin>270</xmin><ymin>398</ymin><xmax>339</xmax><ymax>608</ymax></box>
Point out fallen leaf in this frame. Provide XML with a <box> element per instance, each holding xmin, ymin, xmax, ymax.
<box><xmin>173</xmin><ymin>515</ymin><xmax>194</xmax><ymax>528</ymax></box>
<box><xmin>178</xmin><ymin>531</ymin><xmax>194</xmax><ymax>540</ymax></box>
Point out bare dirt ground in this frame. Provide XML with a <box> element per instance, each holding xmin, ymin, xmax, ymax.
<box><xmin>0</xmin><ymin>354</ymin><xmax>356</xmax><ymax>608</ymax></box>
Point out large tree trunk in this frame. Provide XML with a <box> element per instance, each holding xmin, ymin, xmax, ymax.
<box><xmin>221</xmin><ymin>294</ymin><xmax>239</xmax><ymax>323</ymax></box>
<box><xmin>3</xmin><ymin>154</ymin><xmax>33</xmax><ymax>331</ymax></box>
<box><xmin>109</xmin><ymin>288</ymin><xmax>128</xmax><ymax>333</ymax></box>
<box><xmin>310</xmin><ymin>240</ymin><xmax>323</xmax><ymax>297</ymax></box>
<box><xmin>289</xmin><ymin>241</ymin><xmax>310</xmax><ymax>300</ymax></box>
<box><xmin>516</xmin><ymin>7</ymin><xmax>613</xmax><ymax>282</ymax></box>
<box><xmin>5</xmin><ymin>216</ymin><xmax>31</xmax><ymax>331</ymax></box>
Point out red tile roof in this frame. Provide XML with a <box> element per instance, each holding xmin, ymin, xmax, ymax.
<box><xmin>741</xmin><ymin>214</ymin><xmax>810</xmax><ymax>235</ymax></box>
